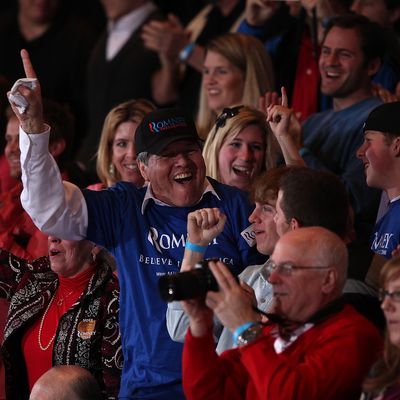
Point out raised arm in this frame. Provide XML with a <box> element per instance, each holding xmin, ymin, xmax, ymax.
<box><xmin>264</xmin><ymin>87</ymin><xmax>305</xmax><ymax>167</ymax></box>
<box><xmin>142</xmin><ymin>14</ymin><xmax>205</xmax><ymax>105</ymax></box>
<box><xmin>141</xmin><ymin>15</ymin><xmax>186</xmax><ymax>105</ymax></box>
<box><xmin>167</xmin><ymin>208</ymin><xmax>226</xmax><ymax>341</ymax></box>
<box><xmin>182</xmin><ymin>207</ymin><xmax>227</xmax><ymax>271</ymax></box>
<box><xmin>8</xmin><ymin>49</ymin><xmax>87</xmax><ymax>240</ymax></box>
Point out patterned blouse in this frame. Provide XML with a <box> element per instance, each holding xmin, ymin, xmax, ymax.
<box><xmin>0</xmin><ymin>249</ymin><xmax>122</xmax><ymax>399</ymax></box>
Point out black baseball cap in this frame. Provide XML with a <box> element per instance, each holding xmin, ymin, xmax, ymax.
<box><xmin>363</xmin><ymin>102</ymin><xmax>400</xmax><ymax>136</ymax></box>
<box><xmin>135</xmin><ymin>107</ymin><xmax>202</xmax><ymax>155</ymax></box>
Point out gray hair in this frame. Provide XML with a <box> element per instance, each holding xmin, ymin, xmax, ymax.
<box><xmin>137</xmin><ymin>152</ymin><xmax>150</xmax><ymax>165</ymax></box>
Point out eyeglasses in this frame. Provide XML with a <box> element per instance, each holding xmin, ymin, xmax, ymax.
<box><xmin>261</xmin><ymin>259</ymin><xmax>331</xmax><ymax>279</ymax></box>
<box><xmin>378</xmin><ymin>289</ymin><xmax>400</xmax><ymax>303</ymax></box>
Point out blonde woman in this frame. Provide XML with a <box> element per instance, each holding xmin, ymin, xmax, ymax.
<box><xmin>197</xmin><ymin>32</ymin><xmax>275</xmax><ymax>138</ymax></box>
<box><xmin>93</xmin><ymin>99</ymin><xmax>155</xmax><ymax>189</ymax></box>
<box><xmin>203</xmin><ymin>105</ymin><xmax>279</xmax><ymax>191</ymax></box>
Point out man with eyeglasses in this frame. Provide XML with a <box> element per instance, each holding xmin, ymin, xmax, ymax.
<box><xmin>182</xmin><ymin>227</ymin><xmax>383</xmax><ymax>400</ymax></box>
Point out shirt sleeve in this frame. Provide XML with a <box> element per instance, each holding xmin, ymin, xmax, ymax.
<box><xmin>167</xmin><ymin>301</ymin><xmax>224</xmax><ymax>345</ymax></box>
<box><xmin>166</xmin><ymin>301</ymin><xmax>189</xmax><ymax>343</ymax></box>
<box><xmin>19</xmin><ymin>126</ymin><xmax>88</xmax><ymax>240</ymax></box>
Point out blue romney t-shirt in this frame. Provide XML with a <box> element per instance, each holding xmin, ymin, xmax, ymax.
<box><xmin>83</xmin><ymin>178</ymin><xmax>264</xmax><ymax>399</ymax></box>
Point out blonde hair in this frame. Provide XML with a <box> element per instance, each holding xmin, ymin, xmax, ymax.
<box><xmin>96</xmin><ymin>99</ymin><xmax>155</xmax><ymax>187</ymax></box>
<box><xmin>202</xmin><ymin>106</ymin><xmax>280</xmax><ymax>185</ymax></box>
<box><xmin>197</xmin><ymin>33</ymin><xmax>275</xmax><ymax>139</ymax></box>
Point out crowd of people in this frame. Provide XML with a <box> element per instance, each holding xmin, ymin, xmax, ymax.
<box><xmin>0</xmin><ymin>0</ymin><xmax>400</xmax><ymax>399</ymax></box>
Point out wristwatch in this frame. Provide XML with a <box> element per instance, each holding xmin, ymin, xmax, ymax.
<box><xmin>236</xmin><ymin>322</ymin><xmax>263</xmax><ymax>347</ymax></box>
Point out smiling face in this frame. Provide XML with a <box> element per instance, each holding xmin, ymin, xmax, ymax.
<box><xmin>139</xmin><ymin>140</ymin><xmax>206</xmax><ymax>207</ymax></box>
<box><xmin>357</xmin><ymin>130</ymin><xmax>397</xmax><ymax>193</ymax></box>
<box><xmin>249</xmin><ymin>200</ymin><xmax>280</xmax><ymax>255</ymax></box>
<box><xmin>381</xmin><ymin>275</ymin><xmax>400</xmax><ymax>348</ymax></box>
<box><xmin>268</xmin><ymin>234</ymin><xmax>328</xmax><ymax>322</ymax></box>
<box><xmin>111</xmin><ymin>120</ymin><xmax>144</xmax><ymax>186</ymax></box>
<box><xmin>217</xmin><ymin>125</ymin><xmax>265</xmax><ymax>191</ymax></box>
<box><xmin>48</xmin><ymin>237</ymin><xmax>94</xmax><ymax>278</ymax></box>
<box><xmin>319</xmin><ymin>26</ymin><xmax>373</xmax><ymax>100</ymax></box>
<box><xmin>202</xmin><ymin>50</ymin><xmax>245</xmax><ymax>115</ymax></box>
<box><xmin>5</xmin><ymin>116</ymin><xmax>21</xmax><ymax>179</ymax></box>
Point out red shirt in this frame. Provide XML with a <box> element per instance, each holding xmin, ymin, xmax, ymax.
<box><xmin>21</xmin><ymin>265</ymin><xmax>95</xmax><ymax>390</ymax></box>
<box><xmin>0</xmin><ymin>154</ymin><xmax>19</xmax><ymax>195</ymax></box>
<box><xmin>291</xmin><ymin>29</ymin><xmax>320</xmax><ymax>122</ymax></box>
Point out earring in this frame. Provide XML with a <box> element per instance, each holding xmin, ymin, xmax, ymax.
<box><xmin>108</xmin><ymin>163</ymin><xmax>115</xmax><ymax>176</ymax></box>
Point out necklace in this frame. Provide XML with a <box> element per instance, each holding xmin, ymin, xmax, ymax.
<box><xmin>56</xmin><ymin>290</ymin><xmax>74</xmax><ymax>306</ymax></box>
<box><xmin>37</xmin><ymin>272</ymin><xmax>95</xmax><ymax>351</ymax></box>
<box><xmin>38</xmin><ymin>292</ymin><xmax>57</xmax><ymax>351</ymax></box>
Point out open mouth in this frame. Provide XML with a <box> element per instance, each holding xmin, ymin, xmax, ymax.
<box><xmin>49</xmin><ymin>249</ymin><xmax>61</xmax><ymax>256</ymax></box>
<box><xmin>232</xmin><ymin>166</ymin><xmax>253</xmax><ymax>177</ymax></box>
<box><xmin>124</xmin><ymin>163</ymin><xmax>138</xmax><ymax>171</ymax></box>
<box><xmin>325</xmin><ymin>70</ymin><xmax>340</xmax><ymax>78</ymax></box>
<box><xmin>207</xmin><ymin>88</ymin><xmax>220</xmax><ymax>95</ymax></box>
<box><xmin>174</xmin><ymin>172</ymin><xmax>193</xmax><ymax>184</ymax></box>
<box><xmin>253</xmin><ymin>228</ymin><xmax>264</xmax><ymax>236</ymax></box>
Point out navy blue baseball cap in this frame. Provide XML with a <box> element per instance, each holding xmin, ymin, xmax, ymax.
<box><xmin>135</xmin><ymin>107</ymin><xmax>202</xmax><ymax>155</ymax></box>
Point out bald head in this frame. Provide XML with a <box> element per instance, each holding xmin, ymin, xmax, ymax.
<box><xmin>269</xmin><ymin>227</ymin><xmax>348</xmax><ymax>322</ymax></box>
<box><xmin>278</xmin><ymin>227</ymin><xmax>348</xmax><ymax>291</ymax></box>
<box><xmin>29</xmin><ymin>365</ymin><xmax>101</xmax><ymax>400</ymax></box>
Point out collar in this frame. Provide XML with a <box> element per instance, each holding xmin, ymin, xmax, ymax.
<box><xmin>273</xmin><ymin>323</ymin><xmax>314</xmax><ymax>354</ymax></box>
<box><xmin>269</xmin><ymin>298</ymin><xmax>345</xmax><ymax>353</ymax></box>
<box><xmin>259</xmin><ymin>259</ymin><xmax>270</xmax><ymax>283</ymax></box>
<box><xmin>107</xmin><ymin>2</ymin><xmax>156</xmax><ymax>33</ymax></box>
<box><xmin>390</xmin><ymin>194</ymin><xmax>400</xmax><ymax>203</ymax></box>
<box><xmin>105</xmin><ymin>2</ymin><xmax>157</xmax><ymax>60</ymax></box>
<box><xmin>141</xmin><ymin>178</ymin><xmax>221</xmax><ymax>214</ymax></box>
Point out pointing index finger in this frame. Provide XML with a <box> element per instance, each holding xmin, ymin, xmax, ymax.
<box><xmin>21</xmin><ymin>49</ymin><xmax>37</xmax><ymax>79</ymax></box>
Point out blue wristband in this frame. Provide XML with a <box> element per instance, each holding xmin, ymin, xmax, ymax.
<box><xmin>298</xmin><ymin>147</ymin><xmax>310</xmax><ymax>158</ymax></box>
<box><xmin>185</xmin><ymin>241</ymin><xmax>207</xmax><ymax>253</ymax></box>
<box><xmin>232</xmin><ymin>322</ymin><xmax>257</xmax><ymax>344</ymax></box>
<box><xmin>179</xmin><ymin>43</ymin><xmax>194</xmax><ymax>63</ymax></box>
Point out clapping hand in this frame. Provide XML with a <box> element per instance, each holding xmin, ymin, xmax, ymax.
<box><xmin>141</xmin><ymin>14</ymin><xmax>189</xmax><ymax>66</ymax></box>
